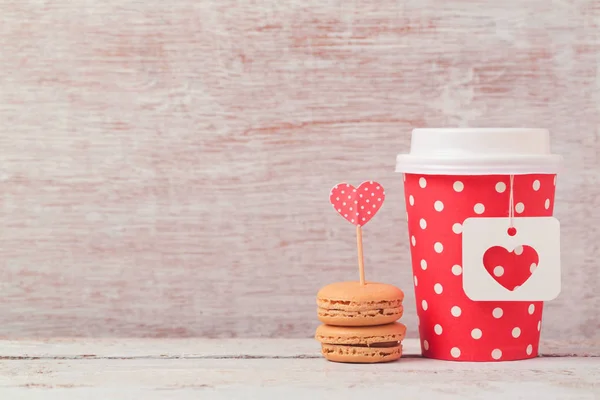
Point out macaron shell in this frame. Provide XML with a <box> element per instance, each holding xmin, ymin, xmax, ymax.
<box><xmin>315</xmin><ymin>322</ymin><xmax>407</xmax><ymax>345</ymax></box>
<box><xmin>321</xmin><ymin>343</ymin><xmax>403</xmax><ymax>363</ymax></box>
<box><xmin>317</xmin><ymin>305</ymin><xmax>404</xmax><ymax>326</ymax></box>
<box><xmin>317</xmin><ymin>281</ymin><xmax>405</xmax><ymax>305</ymax></box>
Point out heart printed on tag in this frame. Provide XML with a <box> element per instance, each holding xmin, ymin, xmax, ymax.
<box><xmin>483</xmin><ymin>245</ymin><xmax>540</xmax><ymax>291</ymax></box>
<box><xmin>330</xmin><ymin>181</ymin><xmax>385</xmax><ymax>226</ymax></box>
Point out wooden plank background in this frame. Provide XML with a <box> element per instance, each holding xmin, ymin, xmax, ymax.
<box><xmin>0</xmin><ymin>0</ymin><xmax>598</xmax><ymax>339</ymax></box>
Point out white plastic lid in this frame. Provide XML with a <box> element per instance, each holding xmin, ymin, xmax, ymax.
<box><xmin>395</xmin><ymin>128</ymin><xmax>562</xmax><ymax>175</ymax></box>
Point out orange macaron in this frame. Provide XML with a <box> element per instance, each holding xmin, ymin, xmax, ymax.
<box><xmin>317</xmin><ymin>281</ymin><xmax>405</xmax><ymax>327</ymax></box>
<box><xmin>315</xmin><ymin>322</ymin><xmax>407</xmax><ymax>363</ymax></box>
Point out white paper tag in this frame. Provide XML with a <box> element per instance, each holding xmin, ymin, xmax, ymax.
<box><xmin>462</xmin><ymin>217</ymin><xmax>561</xmax><ymax>301</ymax></box>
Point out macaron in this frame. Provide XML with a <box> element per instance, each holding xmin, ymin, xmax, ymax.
<box><xmin>317</xmin><ymin>281</ymin><xmax>404</xmax><ymax>326</ymax></box>
<box><xmin>315</xmin><ymin>322</ymin><xmax>407</xmax><ymax>363</ymax></box>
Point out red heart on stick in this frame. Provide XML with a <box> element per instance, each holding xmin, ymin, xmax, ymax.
<box><xmin>483</xmin><ymin>245</ymin><xmax>540</xmax><ymax>291</ymax></box>
<box><xmin>330</xmin><ymin>181</ymin><xmax>385</xmax><ymax>226</ymax></box>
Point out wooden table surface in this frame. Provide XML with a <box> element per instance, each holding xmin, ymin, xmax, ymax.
<box><xmin>1</xmin><ymin>339</ymin><xmax>598</xmax><ymax>399</ymax></box>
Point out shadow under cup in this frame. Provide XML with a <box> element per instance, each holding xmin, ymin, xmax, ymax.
<box><xmin>403</xmin><ymin>173</ymin><xmax>557</xmax><ymax>361</ymax></box>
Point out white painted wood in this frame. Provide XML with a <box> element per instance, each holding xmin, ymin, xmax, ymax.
<box><xmin>0</xmin><ymin>338</ymin><xmax>598</xmax><ymax>358</ymax></box>
<box><xmin>2</xmin><ymin>358</ymin><xmax>600</xmax><ymax>400</ymax></box>
<box><xmin>0</xmin><ymin>0</ymin><xmax>598</xmax><ymax>340</ymax></box>
<box><xmin>0</xmin><ymin>340</ymin><xmax>598</xmax><ymax>399</ymax></box>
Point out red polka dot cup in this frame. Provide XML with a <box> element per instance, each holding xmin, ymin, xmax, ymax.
<box><xmin>396</xmin><ymin>129</ymin><xmax>562</xmax><ymax>361</ymax></box>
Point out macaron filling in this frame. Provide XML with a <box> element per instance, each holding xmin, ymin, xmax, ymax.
<box><xmin>317</xmin><ymin>306</ymin><xmax>403</xmax><ymax>317</ymax></box>
<box><xmin>327</xmin><ymin>341</ymin><xmax>401</xmax><ymax>348</ymax></box>
<box><xmin>317</xmin><ymin>298</ymin><xmax>404</xmax><ymax>311</ymax></box>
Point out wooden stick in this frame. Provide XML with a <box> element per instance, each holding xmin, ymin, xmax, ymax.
<box><xmin>356</xmin><ymin>225</ymin><xmax>365</xmax><ymax>285</ymax></box>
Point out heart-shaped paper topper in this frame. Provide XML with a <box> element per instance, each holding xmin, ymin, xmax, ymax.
<box><xmin>330</xmin><ymin>181</ymin><xmax>385</xmax><ymax>226</ymax></box>
<box><xmin>483</xmin><ymin>245</ymin><xmax>540</xmax><ymax>291</ymax></box>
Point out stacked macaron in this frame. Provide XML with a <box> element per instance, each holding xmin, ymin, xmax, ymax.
<box><xmin>315</xmin><ymin>281</ymin><xmax>406</xmax><ymax>363</ymax></box>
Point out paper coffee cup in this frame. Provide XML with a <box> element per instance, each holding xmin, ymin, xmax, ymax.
<box><xmin>396</xmin><ymin>128</ymin><xmax>562</xmax><ymax>361</ymax></box>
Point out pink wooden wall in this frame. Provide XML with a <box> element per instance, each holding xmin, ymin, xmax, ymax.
<box><xmin>0</xmin><ymin>0</ymin><xmax>599</xmax><ymax>339</ymax></box>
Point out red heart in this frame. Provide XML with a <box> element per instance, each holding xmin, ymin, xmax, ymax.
<box><xmin>482</xmin><ymin>245</ymin><xmax>540</xmax><ymax>291</ymax></box>
<box><xmin>330</xmin><ymin>181</ymin><xmax>385</xmax><ymax>226</ymax></box>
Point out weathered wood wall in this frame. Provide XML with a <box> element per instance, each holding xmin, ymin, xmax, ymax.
<box><xmin>0</xmin><ymin>0</ymin><xmax>598</xmax><ymax>339</ymax></box>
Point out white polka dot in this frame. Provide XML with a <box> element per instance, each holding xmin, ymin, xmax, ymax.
<box><xmin>423</xmin><ymin>340</ymin><xmax>429</xmax><ymax>350</ymax></box>
<box><xmin>411</xmin><ymin>236</ymin><xmax>416</xmax><ymax>246</ymax></box>
<box><xmin>545</xmin><ymin>199</ymin><xmax>550</xmax><ymax>209</ymax></box>
<box><xmin>533</xmin><ymin>180</ymin><xmax>541</xmax><ymax>191</ymax></box>
<box><xmin>526</xmin><ymin>344</ymin><xmax>533</xmax><ymax>355</ymax></box>
<box><xmin>422</xmin><ymin>300</ymin><xmax>428</xmax><ymax>310</ymax></box>
<box><xmin>450</xmin><ymin>347</ymin><xmax>461</xmax><ymax>358</ymax></box>
<box><xmin>434</xmin><ymin>283</ymin><xmax>443</xmax><ymax>294</ymax></box>
<box><xmin>530</xmin><ymin>263</ymin><xmax>537</xmax><ymax>273</ymax></box>
<box><xmin>366</xmin><ymin>199</ymin><xmax>370</xmax><ymax>203</ymax></box>
<box><xmin>364</xmin><ymin>187</ymin><xmax>368</xmax><ymax>191</ymax></box>
<box><xmin>474</xmin><ymin>203</ymin><xmax>485</xmax><ymax>214</ymax></box>
<box><xmin>336</xmin><ymin>197</ymin><xmax>339</xmax><ymax>201</ymax></box>
<box><xmin>349</xmin><ymin>207</ymin><xmax>353</xmax><ymax>211</ymax></box>
<box><xmin>409</xmin><ymin>195</ymin><xmax>414</xmax><ymax>206</ymax></box>
<box><xmin>341</xmin><ymin>191</ymin><xmax>345</xmax><ymax>194</ymax></box>
<box><xmin>419</xmin><ymin>218</ymin><xmax>427</xmax><ymax>229</ymax></box>
<box><xmin>434</xmin><ymin>242</ymin><xmax>443</xmax><ymax>253</ymax></box>
<box><xmin>434</xmin><ymin>200</ymin><xmax>444</xmax><ymax>211</ymax></box>
<box><xmin>420</xmin><ymin>259</ymin><xmax>427</xmax><ymax>270</ymax></box>
<box><xmin>496</xmin><ymin>182</ymin><xmax>507</xmax><ymax>193</ymax></box>
<box><xmin>453</xmin><ymin>181</ymin><xmax>464</xmax><ymax>192</ymax></box>
<box><xmin>450</xmin><ymin>306</ymin><xmax>461</xmax><ymax>317</ymax></box>
<box><xmin>512</xmin><ymin>327</ymin><xmax>521</xmax><ymax>338</ymax></box>
<box><xmin>371</xmin><ymin>193</ymin><xmax>375</xmax><ymax>196</ymax></box>
<box><xmin>553</xmin><ymin>176</ymin><xmax>557</xmax><ymax>186</ymax></box>
<box><xmin>528</xmin><ymin>304</ymin><xmax>535</xmax><ymax>314</ymax></box>
<box><xmin>491</xmin><ymin>349</ymin><xmax>502</xmax><ymax>360</ymax></box>
<box><xmin>434</xmin><ymin>324</ymin><xmax>443</xmax><ymax>335</ymax></box>
<box><xmin>452</xmin><ymin>223</ymin><xmax>463</xmax><ymax>234</ymax></box>
<box><xmin>493</xmin><ymin>266</ymin><xmax>504</xmax><ymax>277</ymax></box>
<box><xmin>537</xmin><ymin>320</ymin><xmax>541</xmax><ymax>331</ymax></box>
<box><xmin>493</xmin><ymin>307</ymin><xmax>503</xmax><ymax>318</ymax></box>
<box><xmin>372</xmin><ymin>204</ymin><xmax>376</xmax><ymax>208</ymax></box>
<box><xmin>514</xmin><ymin>245</ymin><xmax>523</xmax><ymax>255</ymax></box>
<box><xmin>414</xmin><ymin>276</ymin><xmax>418</xmax><ymax>286</ymax></box>
<box><xmin>419</xmin><ymin>177</ymin><xmax>427</xmax><ymax>188</ymax></box>
<box><xmin>471</xmin><ymin>328</ymin><xmax>482</xmax><ymax>339</ymax></box>
<box><xmin>515</xmin><ymin>202</ymin><xmax>525</xmax><ymax>214</ymax></box>
<box><xmin>452</xmin><ymin>265</ymin><xmax>462</xmax><ymax>276</ymax></box>
<box><xmin>351</xmin><ymin>219</ymin><xmax>354</xmax><ymax>223</ymax></box>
